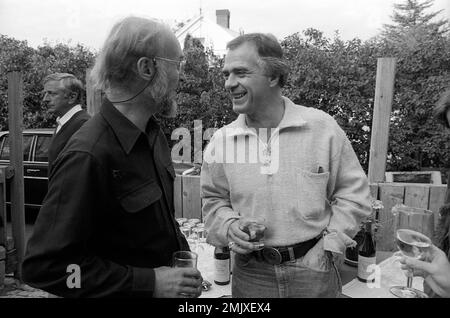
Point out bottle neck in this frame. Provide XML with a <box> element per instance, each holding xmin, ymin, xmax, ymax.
<box><xmin>365</xmin><ymin>221</ymin><xmax>372</xmax><ymax>234</ymax></box>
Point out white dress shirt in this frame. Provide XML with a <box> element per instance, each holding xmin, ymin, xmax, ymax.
<box><xmin>56</xmin><ymin>104</ymin><xmax>83</xmax><ymax>134</ymax></box>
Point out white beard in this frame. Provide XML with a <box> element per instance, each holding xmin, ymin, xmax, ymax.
<box><xmin>158</xmin><ymin>96</ymin><xmax>178</xmax><ymax>118</ymax></box>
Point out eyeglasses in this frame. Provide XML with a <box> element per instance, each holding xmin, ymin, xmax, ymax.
<box><xmin>153</xmin><ymin>56</ymin><xmax>186</xmax><ymax>73</ymax></box>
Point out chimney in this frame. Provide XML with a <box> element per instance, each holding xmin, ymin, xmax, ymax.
<box><xmin>216</xmin><ymin>9</ymin><xmax>230</xmax><ymax>29</ymax></box>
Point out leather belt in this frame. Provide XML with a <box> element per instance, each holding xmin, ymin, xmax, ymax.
<box><xmin>252</xmin><ymin>236</ymin><xmax>320</xmax><ymax>265</ymax></box>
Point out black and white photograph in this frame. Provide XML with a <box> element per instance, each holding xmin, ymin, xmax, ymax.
<box><xmin>0</xmin><ymin>0</ymin><xmax>449</xmax><ymax>305</ymax></box>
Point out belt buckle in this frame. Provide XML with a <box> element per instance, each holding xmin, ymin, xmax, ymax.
<box><xmin>262</xmin><ymin>247</ymin><xmax>282</xmax><ymax>265</ymax></box>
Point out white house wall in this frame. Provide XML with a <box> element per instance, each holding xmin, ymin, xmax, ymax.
<box><xmin>176</xmin><ymin>15</ymin><xmax>239</xmax><ymax>57</ymax></box>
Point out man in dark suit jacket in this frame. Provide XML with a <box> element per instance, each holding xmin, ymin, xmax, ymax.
<box><xmin>42</xmin><ymin>73</ymin><xmax>91</xmax><ymax>175</ymax></box>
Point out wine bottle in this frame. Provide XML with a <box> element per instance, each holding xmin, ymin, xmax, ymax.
<box><xmin>214</xmin><ymin>246</ymin><xmax>230</xmax><ymax>285</ymax></box>
<box><xmin>357</xmin><ymin>222</ymin><xmax>376</xmax><ymax>283</ymax></box>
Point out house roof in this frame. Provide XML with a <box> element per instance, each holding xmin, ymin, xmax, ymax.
<box><xmin>174</xmin><ymin>13</ymin><xmax>240</xmax><ymax>56</ymax></box>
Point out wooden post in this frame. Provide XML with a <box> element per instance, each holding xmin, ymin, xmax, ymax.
<box><xmin>7</xmin><ymin>71</ymin><xmax>26</xmax><ymax>280</ymax></box>
<box><xmin>377</xmin><ymin>183</ymin><xmax>404</xmax><ymax>251</ymax></box>
<box><xmin>0</xmin><ymin>168</ymin><xmax>5</xmax><ymax>285</ymax></box>
<box><xmin>174</xmin><ymin>175</ymin><xmax>183</xmax><ymax>219</ymax></box>
<box><xmin>0</xmin><ymin>168</ymin><xmax>7</xmax><ymax>248</ymax></box>
<box><xmin>86</xmin><ymin>68</ymin><xmax>102</xmax><ymax>116</ymax></box>
<box><xmin>182</xmin><ymin>175</ymin><xmax>202</xmax><ymax>221</ymax></box>
<box><xmin>368</xmin><ymin>58</ymin><xmax>396</xmax><ymax>183</ymax></box>
<box><xmin>0</xmin><ymin>246</ymin><xmax>5</xmax><ymax>288</ymax></box>
<box><xmin>428</xmin><ymin>185</ymin><xmax>447</xmax><ymax>231</ymax></box>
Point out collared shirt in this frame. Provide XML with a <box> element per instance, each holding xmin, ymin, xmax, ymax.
<box><xmin>201</xmin><ymin>96</ymin><xmax>371</xmax><ymax>254</ymax></box>
<box><xmin>56</xmin><ymin>104</ymin><xmax>83</xmax><ymax>133</ymax></box>
<box><xmin>23</xmin><ymin>98</ymin><xmax>188</xmax><ymax>297</ymax></box>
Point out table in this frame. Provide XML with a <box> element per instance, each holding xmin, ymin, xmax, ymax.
<box><xmin>195</xmin><ymin>245</ymin><xmax>421</xmax><ymax>298</ymax></box>
<box><xmin>195</xmin><ymin>243</ymin><xmax>231</xmax><ymax>298</ymax></box>
<box><xmin>339</xmin><ymin>251</ymin><xmax>392</xmax><ymax>286</ymax></box>
<box><xmin>341</xmin><ymin>251</ymin><xmax>426</xmax><ymax>298</ymax></box>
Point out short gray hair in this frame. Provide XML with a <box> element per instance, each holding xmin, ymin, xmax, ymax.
<box><xmin>91</xmin><ymin>16</ymin><xmax>171</xmax><ymax>90</ymax></box>
<box><xmin>227</xmin><ymin>33</ymin><xmax>290</xmax><ymax>87</ymax></box>
<box><xmin>43</xmin><ymin>73</ymin><xmax>84</xmax><ymax>103</ymax></box>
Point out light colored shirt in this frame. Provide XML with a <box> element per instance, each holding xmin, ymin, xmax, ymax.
<box><xmin>56</xmin><ymin>104</ymin><xmax>82</xmax><ymax>134</ymax></box>
<box><xmin>200</xmin><ymin>96</ymin><xmax>371</xmax><ymax>254</ymax></box>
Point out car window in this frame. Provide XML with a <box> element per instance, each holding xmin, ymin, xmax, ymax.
<box><xmin>34</xmin><ymin>135</ymin><xmax>52</xmax><ymax>162</ymax></box>
<box><xmin>0</xmin><ymin>135</ymin><xmax>34</xmax><ymax>161</ymax></box>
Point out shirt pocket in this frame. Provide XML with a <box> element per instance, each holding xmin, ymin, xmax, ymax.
<box><xmin>118</xmin><ymin>179</ymin><xmax>162</xmax><ymax>213</ymax></box>
<box><xmin>297</xmin><ymin>168</ymin><xmax>329</xmax><ymax>219</ymax></box>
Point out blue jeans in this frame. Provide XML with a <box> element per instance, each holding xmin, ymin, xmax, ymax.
<box><xmin>232</xmin><ymin>242</ymin><xmax>342</xmax><ymax>298</ymax></box>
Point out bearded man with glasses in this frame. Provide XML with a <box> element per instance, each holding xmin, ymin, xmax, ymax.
<box><xmin>23</xmin><ymin>16</ymin><xmax>203</xmax><ymax>298</ymax></box>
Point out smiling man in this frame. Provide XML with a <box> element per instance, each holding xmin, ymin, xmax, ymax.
<box><xmin>201</xmin><ymin>33</ymin><xmax>371</xmax><ymax>298</ymax></box>
<box><xmin>42</xmin><ymin>73</ymin><xmax>91</xmax><ymax>174</ymax></box>
<box><xmin>23</xmin><ymin>16</ymin><xmax>202</xmax><ymax>298</ymax></box>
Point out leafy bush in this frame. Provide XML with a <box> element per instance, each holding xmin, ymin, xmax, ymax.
<box><xmin>0</xmin><ymin>36</ymin><xmax>96</xmax><ymax>131</ymax></box>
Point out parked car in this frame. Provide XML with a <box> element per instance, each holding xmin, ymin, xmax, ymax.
<box><xmin>0</xmin><ymin>128</ymin><xmax>53</xmax><ymax>212</ymax></box>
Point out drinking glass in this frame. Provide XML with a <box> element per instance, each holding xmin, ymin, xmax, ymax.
<box><xmin>172</xmin><ymin>251</ymin><xmax>199</xmax><ymax>297</ymax></box>
<box><xmin>191</xmin><ymin>227</ymin><xmax>206</xmax><ymax>252</ymax></box>
<box><xmin>195</xmin><ymin>223</ymin><xmax>207</xmax><ymax>243</ymax></box>
<box><xmin>241</xmin><ymin>216</ymin><xmax>266</xmax><ymax>250</ymax></box>
<box><xmin>182</xmin><ymin>222</ymin><xmax>197</xmax><ymax>248</ymax></box>
<box><xmin>172</xmin><ymin>251</ymin><xmax>198</xmax><ymax>268</ymax></box>
<box><xmin>389</xmin><ymin>204</ymin><xmax>434</xmax><ymax>298</ymax></box>
<box><xmin>176</xmin><ymin>217</ymin><xmax>188</xmax><ymax>227</ymax></box>
<box><xmin>180</xmin><ymin>226</ymin><xmax>191</xmax><ymax>240</ymax></box>
<box><xmin>187</xmin><ymin>218</ymin><xmax>201</xmax><ymax>226</ymax></box>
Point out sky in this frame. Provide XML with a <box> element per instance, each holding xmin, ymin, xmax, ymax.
<box><xmin>0</xmin><ymin>0</ymin><xmax>449</xmax><ymax>51</ymax></box>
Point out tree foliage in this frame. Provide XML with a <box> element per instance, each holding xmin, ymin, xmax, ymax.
<box><xmin>1</xmin><ymin>0</ymin><xmax>449</xmax><ymax>173</ymax></box>
<box><xmin>379</xmin><ymin>0</ymin><xmax>450</xmax><ymax>171</ymax></box>
<box><xmin>0</xmin><ymin>36</ymin><xmax>95</xmax><ymax>131</ymax></box>
<box><xmin>383</xmin><ymin>0</ymin><xmax>448</xmax><ymax>42</ymax></box>
<box><xmin>281</xmin><ymin>29</ymin><xmax>380</xmax><ymax>170</ymax></box>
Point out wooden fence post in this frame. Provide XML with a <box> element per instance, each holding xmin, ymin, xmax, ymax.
<box><xmin>368</xmin><ymin>58</ymin><xmax>396</xmax><ymax>183</ymax></box>
<box><xmin>0</xmin><ymin>168</ymin><xmax>7</xmax><ymax>248</ymax></box>
<box><xmin>182</xmin><ymin>175</ymin><xmax>202</xmax><ymax>221</ymax></box>
<box><xmin>86</xmin><ymin>68</ymin><xmax>102</xmax><ymax>116</ymax></box>
<box><xmin>0</xmin><ymin>246</ymin><xmax>5</xmax><ymax>288</ymax></box>
<box><xmin>0</xmin><ymin>167</ymin><xmax>5</xmax><ymax>287</ymax></box>
<box><xmin>377</xmin><ymin>183</ymin><xmax>404</xmax><ymax>251</ymax></box>
<box><xmin>174</xmin><ymin>175</ymin><xmax>183</xmax><ymax>219</ymax></box>
<box><xmin>7</xmin><ymin>71</ymin><xmax>26</xmax><ymax>280</ymax></box>
<box><xmin>428</xmin><ymin>185</ymin><xmax>447</xmax><ymax>230</ymax></box>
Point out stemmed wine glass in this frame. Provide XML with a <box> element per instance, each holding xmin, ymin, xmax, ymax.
<box><xmin>389</xmin><ymin>204</ymin><xmax>434</xmax><ymax>298</ymax></box>
<box><xmin>191</xmin><ymin>224</ymin><xmax>207</xmax><ymax>252</ymax></box>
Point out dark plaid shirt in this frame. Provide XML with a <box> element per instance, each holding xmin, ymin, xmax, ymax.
<box><xmin>23</xmin><ymin>98</ymin><xmax>188</xmax><ymax>297</ymax></box>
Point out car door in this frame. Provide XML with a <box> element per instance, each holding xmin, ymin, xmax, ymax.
<box><xmin>0</xmin><ymin>134</ymin><xmax>39</xmax><ymax>209</ymax></box>
<box><xmin>27</xmin><ymin>133</ymin><xmax>51</xmax><ymax>207</ymax></box>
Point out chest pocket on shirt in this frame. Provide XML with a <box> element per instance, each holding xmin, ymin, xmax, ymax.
<box><xmin>297</xmin><ymin>169</ymin><xmax>329</xmax><ymax>219</ymax></box>
<box><xmin>118</xmin><ymin>179</ymin><xmax>162</xmax><ymax>213</ymax></box>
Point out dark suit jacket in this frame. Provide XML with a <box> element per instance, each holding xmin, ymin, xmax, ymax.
<box><xmin>48</xmin><ymin>110</ymin><xmax>91</xmax><ymax>174</ymax></box>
